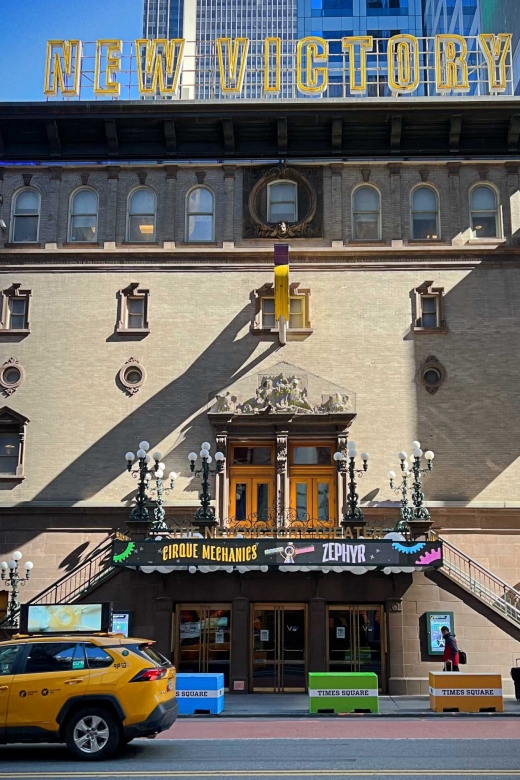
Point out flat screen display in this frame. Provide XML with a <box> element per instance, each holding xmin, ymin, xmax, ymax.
<box><xmin>111</xmin><ymin>612</ymin><xmax>130</xmax><ymax>637</ymax></box>
<box><xmin>26</xmin><ymin>604</ymin><xmax>104</xmax><ymax>634</ymax></box>
<box><xmin>427</xmin><ymin>612</ymin><xmax>454</xmax><ymax>655</ymax></box>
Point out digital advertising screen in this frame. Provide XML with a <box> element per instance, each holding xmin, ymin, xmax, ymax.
<box><xmin>427</xmin><ymin>612</ymin><xmax>454</xmax><ymax>655</ymax></box>
<box><xmin>23</xmin><ymin>603</ymin><xmax>111</xmax><ymax>634</ymax></box>
<box><xmin>111</xmin><ymin>612</ymin><xmax>131</xmax><ymax>637</ymax></box>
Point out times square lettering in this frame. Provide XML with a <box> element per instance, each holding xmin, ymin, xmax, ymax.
<box><xmin>43</xmin><ymin>33</ymin><xmax>512</xmax><ymax>98</ymax></box>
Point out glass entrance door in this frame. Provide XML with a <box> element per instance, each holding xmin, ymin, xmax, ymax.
<box><xmin>328</xmin><ymin>605</ymin><xmax>386</xmax><ymax>691</ymax></box>
<box><xmin>251</xmin><ymin>604</ymin><xmax>307</xmax><ymax>692</ymax></box>
<box><xmin>175</xmin><ymin>605</ymin><xmax>231</xmax><ymax>689</ymax></box>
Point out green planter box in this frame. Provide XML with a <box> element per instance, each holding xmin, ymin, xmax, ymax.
<box><xmin>308</xmin><ymin>672</ymin><xmax>379</xmax><ymax>714</ymax></box>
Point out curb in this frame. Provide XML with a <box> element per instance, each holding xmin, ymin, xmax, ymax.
<box><xmin>179</xmin><ymin>710</ymin><xmax>520</xmax><ymax>719</ymax></box>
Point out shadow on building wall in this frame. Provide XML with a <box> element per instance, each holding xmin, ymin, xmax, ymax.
<box><xmin>412</xmin><ymin>261</ymin><xmax>520</xmax><ymax>503</ymax></box>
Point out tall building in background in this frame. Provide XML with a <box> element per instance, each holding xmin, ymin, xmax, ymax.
<box><xmin>481</xmin><ymin>0</ymin><xmax>520</xmax><ymax>94</ymax></box>
<box><xmin>143</xmin><ymin>0</ymin><xmax>185</xmax><ymax>39</ymax></box>
<box><xmin>422</xmin><ymin>0</ymin><xmax>480</xmax><ymax>36</ymax></box>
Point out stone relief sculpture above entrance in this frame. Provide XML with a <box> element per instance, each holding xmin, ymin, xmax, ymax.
<box><xmin>210</xmin><ymin>363</ymin><xmax>354</xmax><ymax>417</ymax></box>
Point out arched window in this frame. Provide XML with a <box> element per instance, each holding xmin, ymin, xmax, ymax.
<box><xmin>352</xmin><ymin>186</ymin><xmax>381</xmax><ymax>240</ymax></box>
<box><xmin>411</xmin><ymin>186</ymin><xmax>439</xmax><ymax>240</ymax></box>
<box><xmin>11</xmin><ymin>189</ymin><xmax>40</xmax><ymax>243</ymax></box>
<box><xmin>470</xmin><ymin>185</ymin><xmax>499</xmax><ymax>238</ymax></box>
<box><xmin>186</xmin><ymin>187</ymin><xmax>214</xmax><ymax>242</ymax></box>
<box><xmin>69</xmin><ymin>188</ymin><xmax>98</xmax><ymax>242</ymax></box>
<box><xmin>127</xmin><ymin>188</ymin><xmax>156</xmax><ymax>242</ymax></box>
<box><xmin>268</xmin><ymin>181</ymin><xmax>297</xmax><ymax>223</ymax></box>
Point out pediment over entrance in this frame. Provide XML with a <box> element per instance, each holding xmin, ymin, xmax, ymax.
<box><xmin>208</xmin><ymin>362</ymin><xmax>356</xmax><ymax>418</ymax></box>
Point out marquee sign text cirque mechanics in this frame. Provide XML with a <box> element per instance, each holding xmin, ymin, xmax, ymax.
<box><xmin>43</xmin><ymin>34</ymin><xmax>512</xmax><ymax>99</ymax></box>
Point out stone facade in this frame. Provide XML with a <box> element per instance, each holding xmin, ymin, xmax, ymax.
<box><xmin>1</xmin><ymin>108</ymin><xmax>519</xmax><ymax>695</ymax></box>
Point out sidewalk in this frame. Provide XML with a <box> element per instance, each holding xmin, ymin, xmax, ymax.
<box><xmin>179</xmin><ymin>693</ymin><xmax>520</xmax><ymax>718</ymax></box>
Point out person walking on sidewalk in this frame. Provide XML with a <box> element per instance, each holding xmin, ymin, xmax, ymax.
<box><xmin>441</xmin><ymin>625</ymin><xmax>459</xmax><ymax>671</ymax></box>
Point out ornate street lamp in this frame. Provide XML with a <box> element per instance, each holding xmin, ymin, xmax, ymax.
<box><xmin>393</xmin><ymin>440</ymin><xmax>434</xmax><ymax>525</ymax></box>
<box><xmin>389</xmin><ymin>461</ymin><xmax>414</xmax><ymax>534</ymax></box>
<box><xmin>125</xmin><ymin>440</ymin><xmax>176</xmax><ymax>527</ymax></box>
<box><xmin>1</xmin><ymin>551</ymin><xmax>33</xmax><ymax>627</ymax></box>
<box><xmin>188</xmin><ymin>442</ymin><xmax>225</xmax><ymax>528</ymax></box>
<box><xmin>334</xmin><ymin>440</ymin><xmax>370</xmax><ymax>526</ymax></box>
<box><xmin>148</xmin><ymin>451</ymin><xmax>177</xmax><ymax>534</ymax></box>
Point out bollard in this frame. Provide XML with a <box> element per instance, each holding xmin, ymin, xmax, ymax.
<box><xmin>429</xmin><ymin>672</ymin><xmax>504</xmax><ymax>713</ymax></box>
<box><xmin>175</xmin><ymin>673</ymin><xmax>225</xmax><ymax>715</ymax></box>
<box><xmin>308</xmin><ymin>672</ymin><xmax>379</xmax><ymax>714</ymax></box>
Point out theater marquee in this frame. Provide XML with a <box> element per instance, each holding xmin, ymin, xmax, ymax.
<box><xmin>43</xmin><ymin>34</ymin><xmax>513</xmax><ymax>100</ymax></box>
<box><xmin>112</xmin><ymin>538</ymin><xmax>443</xmax><ymax>570</ymax></box>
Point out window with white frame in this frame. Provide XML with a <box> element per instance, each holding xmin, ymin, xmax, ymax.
<box><xmin>470</xmin><ymin>185</ymin><xmax>499</xmax><ymax>238</ymax></box>
<box><xmin>186</xmin><ymin>187</ymin><xmax>214</xmax><ymax>242</ymax></box>
<box><xmin>261</xmin><ymin>296</ymin><xmax>305</xmax><ymax>330</ymax></box>
<box><xmin>11</xmin><ymin>189</ymin><xmax>40</xmax><ymax>243</ymax></box>
<box><xmin>127</xmin><ymin>188</ymin><xmax>156</xmax><ymax>242</ymax></box>
<box><xmin>267</xmin><ymin>181</ymin><xmax>298</xmax><ymax>223</ymax></box>
<box><xmin>352</xmin><ymin>186</ymin><xmax>381</xmax><ymax>240</ymax></box>
<box><xmin>69</xmin><ymin>188</ymin><xmax>98</xmax><ymax>242</ymax></box>
<box><xmin>411</xmin><ymin>187</ymin><xmax>439</xmax><ymax>240</ymax></box>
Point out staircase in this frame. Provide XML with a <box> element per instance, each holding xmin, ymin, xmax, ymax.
<box><xmin>0</xmin><ymin>539</ymin><xmax>116</xmax><ymax>628</ymax></box>
<box><xmin>440</xmin><ymin>536</ymin><xmax>520</xmax><ymax>628</ymax></box>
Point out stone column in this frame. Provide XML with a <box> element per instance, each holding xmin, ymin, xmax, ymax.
<box><xmin>105</xmin><ymin>166</ymin><xmax>120</xmax><ymax>247</ymax></box>
<box><xmin>330</xmin><ymin>164</ymin><xmax>343</xmax><ymax>244</ymax></box>
<box><xmin>308</xmin><ymin>598</ymin><xmax>327</xmax><ymax>672</ymax></box>
<box><xmin>448</xmin><ymin>163</ymin><xmax>462</xmax><ymax>245</ymax></box>
<box><xmin>386</xmin><ymin>598</ymin><xmax>404</xmax><ymax>696</ymax></box>
<box><xmin>230</xmin><ymin>597</ymin><xmax>250</xmax><ymax>693</ymax></box>
<box><xmin>223</xmin><ymin>166</ymin><xmax>236</xmax><ymax>246</ymax></box>
<box><xmin>215</xmin><ymin>431</ymin><xmax>228</xmax><ymax>526</ymax></box>
<box><xmin>164</xmin><ymin>166</ymin><xmax>178</xmax><ymax>247</ymax></box>
<box><xmin>276</xmin><ymin>432</ymin><xmax>289</xmax><ymax>524</ymax></box>
<box><xmin>388</xmin><ymin>164</ymin><xmax>402</xmax><ymax>242</ymax></box>
<box><xmin>506</xmin><ymin>163</ymin><xmax>520</xmax><ymax>245</ymax></box>
<box><xmin>48</xmin><ymin>167</ymin><xmax>62</xmax><ymax>246</ymax></box>
<box><xmin>154</xmin><ymin>596</ymin><xmax>174</xmax><ymax>660</ymax></box>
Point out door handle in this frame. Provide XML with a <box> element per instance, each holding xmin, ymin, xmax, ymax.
<box><xmin>0</xmin><ymin>685</ymin><xmax>8</xmax><ymax>691</ymax></box>
<box><xmin>64</xmin><ymin>679</ymin><xmax>84</xmax><ymax>685</ymax></box>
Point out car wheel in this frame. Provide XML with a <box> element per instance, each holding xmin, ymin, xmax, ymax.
<box><xmin>65</xmin><ymin>707</ymin><xmax>121</xmax><ymax>761</ymax></box>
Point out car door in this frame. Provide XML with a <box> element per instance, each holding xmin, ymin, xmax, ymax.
<box><xmin>0</xmin><ymin>644</ymin><xmax>24</xmax><ymax>735</ymax></box>
<box><xmin>7</xmin><ymin>642</ymin><xmax>88</xmax><ymax>734</ymax></box>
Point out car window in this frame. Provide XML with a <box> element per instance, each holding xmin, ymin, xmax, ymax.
<box><xmin>23</xmin><ymin>642</ymin><xmax>84</xmax><ymax>674</ymax></box>
<box><xmin>128</xmin><ymin>643</ymin><xmax>171</xmax><ymax>667</ymax></box>
<box><xmin>0</xmin><ymin>644</ymin><xmax>22</xmax><ymax>675</ymax></box>
<box><xmin>84</xmin><ymin>644</ymin><xmax>113</xmax><ymax>669</ymax></box>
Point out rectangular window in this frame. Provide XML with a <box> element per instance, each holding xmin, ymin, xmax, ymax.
<box><xmin>420</xmin><ymin>296</ymin><xmax>438</xmax><ymax>329</ymax></box>
<box><xmin>232</xmin><ymin>446</ymin><xmax>272</xmax><ymax>466</ymax></box>
<box><xmin>0</xmin><ymin>433</ymin><xmax>19</xmax><ymax>475</ymax></box>
<box><xmin>8</xmin><ymin>298</ymin><xmax>27</xmax><ymax>330</ymax></box>
<box><xmin>292</xmin><ymin>446</ymin><xmax>332</xmax><ymax>465</ymax></box>
<box><xmin>261</xmin><ymin>297</ymin><xmax>305</xmax><ymax>330</ymax></box>
<box><xmin>127</xmin><ymin>297</ymin><xmax>145</xmax><ymax>329</ymax></box>
<box><xmin>0</xmin><ymin>644</ymin><xmax>21</xmax><ymax>675</ymax></box>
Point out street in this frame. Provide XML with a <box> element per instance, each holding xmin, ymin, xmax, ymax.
<box><xmin>1</xmin><ymin>718</ymin><xmax>520</xmax><ymax>779</ymax></box>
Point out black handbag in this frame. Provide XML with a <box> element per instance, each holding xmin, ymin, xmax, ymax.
<box><xmin>459</xmin><ymin>649</ymin><xmax>467</xmax><ymax>665</ymax></box>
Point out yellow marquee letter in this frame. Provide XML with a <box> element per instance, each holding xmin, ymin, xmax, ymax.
<box><xmin>94</xmin><ymin>40</ymin><xmax>122</xmax><ymax>96</ymax></box>
<box><xmin>297</xmin><ymin>37</ymin><xmax>328</xmax><ymax>94</ymax></box>
<box><xmin>216</xmin><ymin>38</ymin><xmax>249</xmax><ymax>94</ymax></box>
<box><xmin>388</xmin><ymin>34</ymin><xmax>419</xmax><ymax>93</ymax></box>
<box><xmin>341</xmin><ymin>36</ymin><xmax>373</xmax><ymax>93</ymax></box>
<box><xmin>136</xmin><ymin>39</ymin><xmax>185</xmax><ymax>95</ymax></box>
<box><xmin>435</xmin><ymin>34</ymin><xmax>469</xmax><ymax>93</ymax></box>
<box><xmin>479</xmin><ymin>33</ymin><xmax>512</xmax><ymax>93</ymax></box>
<box><xmin>44</xmin><ymin>40</ymin><xmax>82</xmax><ymax>97</ymax></box>
<box><xmin>264</xmin><ymin>37</ymin><xmax>281</xmax><ymax>93</ymax></box>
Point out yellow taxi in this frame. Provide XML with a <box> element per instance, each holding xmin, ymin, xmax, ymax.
<box><xmin>0</xmin><ymin>634</ymin><xmax>177</xmax><ymax>760</ymax></box>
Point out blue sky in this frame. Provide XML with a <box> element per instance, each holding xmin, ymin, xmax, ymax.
<box><xmin>0</xmin><ymin>0</ymin><xmax>142</xmax><ymax>101</ymax></box>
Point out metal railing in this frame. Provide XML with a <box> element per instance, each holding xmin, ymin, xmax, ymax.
<box><xmin>440</xmin><ymin>537</ymin><xmax>520</xmax><ymax>627</ymax></box>
<box><xmin>0</xmin><ymin>539</ymin><xmax>115</xmax><ymax>628</ymax></box>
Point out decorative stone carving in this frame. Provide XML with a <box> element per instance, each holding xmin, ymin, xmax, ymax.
<box><xmin>0</xmin><ymin>358</ymin><xmax>25</xmax><ymax>396</ymax></box>
<box><xmin>118</xmin><ymin>357</ymin><xmax>146</xmax><ymax>396</ymax></box>
<box><xmin>213</xmin><ymin>392</ymin><xmax>238</xmax><ymax>413</ymax></box>
<box><xmin>244</xmin><ymin>165</ymin><xmax>322</xmax><ymax>239</ymax></box>
<box><xmin>418</xmin><ymin>355</ymin><xmax>447</xmax><ymax>395</ymax></box>
<box><xmin>276</xmin><ymin>434</ymin><xmax>288</xmax><ymax>473</ymax></box>
<box><xmin>319</xmin><ymin>393</ymin><xmax>351</xmax><ymax>414</ymax></box>
<box><xmin>213</xmin><ymin>373</ymin><xmax>351</xmax><ymax>415</ymax></box>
